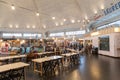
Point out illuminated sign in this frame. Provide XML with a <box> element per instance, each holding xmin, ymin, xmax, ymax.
<box><xmin>23</xmin><ymin>33</ymin><xmax>41</xmax><ymax>37</ymax></box>
<box><xmin>2</xmin><ymin>33</ymin><xmax>42</xmax><ymax>38</ymax></box>
<box><xmin>50</xmin><ymin>32</ymin><xmax>64</xmax><ymax>37</ymax></box>
<box><xmin>66</xmin><ymin>30</ymin><xmax>85</xmax><ymax>36</ymax></box>
<box><xmin>3</xmin><ymin>33</ymin><xmax>22</xmax><ymax>37</ymax></box>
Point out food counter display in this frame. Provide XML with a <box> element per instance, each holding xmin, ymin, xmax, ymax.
<box><xmin>0</xmin><ymin>39</ymin><xmax>43</xmax><ymax>55</ymax></box>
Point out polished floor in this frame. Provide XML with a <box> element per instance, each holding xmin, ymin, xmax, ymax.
<box><xmin>26</xmin><ymin>55</ymin><xmax>120</xmax><ymax>80</ymax></box>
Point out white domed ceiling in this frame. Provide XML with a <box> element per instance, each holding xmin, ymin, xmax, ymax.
<box><xmin>0</xmin><ymin>0</ymin><xmax>118</xmax><ymax>33</ymax></box>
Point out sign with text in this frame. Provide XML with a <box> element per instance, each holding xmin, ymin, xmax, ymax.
<box><xmin>104</xmin><ymin>1</ymin><xmax>120</xmax><ymax>15</ymax></box>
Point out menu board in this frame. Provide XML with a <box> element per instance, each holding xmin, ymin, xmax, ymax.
<box><xmin>99</xmin><ymin>36</ymin><xmax>110</xmax><ymax>51</ymax></box>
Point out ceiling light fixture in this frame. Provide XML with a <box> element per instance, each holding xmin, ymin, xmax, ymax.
<box><xmin>87</xmin><ymin>20</ymin><xmax>90</xmax><ymax>22</ymax></box>
<box><xmin>101</xmin><ymin>5</ymin><xmax>105</xmax><ymax>10</ymax></box>
<box><xmin>85</xmin><ymin>16</ymin><xmax>88</xmax><ymax>20</ymax></box>
<box><xmin>0</xmin><ymin>39</ymin><xmax>3</xmax><ymax>42</ymax></box>
<box><xmin>52</xmin><ymin>17</ymin><xmax>55</xmax><ymax>20</ymax></box>
<box><xmin>77</xmin><ymin>20</ymin><xmax>80</xmax><ymax>23</ymax></box>
<box><xmin>63</xmin><ymin>19</ymin><xmax>66</xmax><ymax>22</ymax></box>
<box><xmin>83</xmin><ymin>20</ymin><xmax>85</xmax><ymax>23</ymax></box>
<box><xmin>55</xmin><ymin>23</ymin><xmax>59</xmax><ymax>26</ymax></box>
<box><xmin>32</xmin><ymin>25</ymin><xmax>36</xmax><ymax>28</ymax></box>
<box><xmin>11</xmin><ymin>4</ymin><xmax>15</xmax><ymax>10</ymax></box>
<box><xmin>36</xmin><ymin>12</ymin><xmax>39</xmax><ymax>16</ymax></box>
<box><xmin>43</xmin><ymin>25</ymin><xmax>46</xmax><ymax>29</ymax></box>
<box><xmin>9</xmin><ymin>24</ymin><xmax>13</xmax><ymax>28</ymax></box>
<box><xmin>27</xmin><ymin>25</ymin><xmax>30</xmax><ymax>28</ymax></box>
<box><xmin>16</xmin><ymin>25</ymin><xmax>19</xmax><ymax>28</ymax></box>
<box><xmin>60</xmin><ymin>22</ymin><xmax>63</xmax><ymax>25</ymax></box>
<box><xmin>71</xmin><ymin>20</ymin><xmax>75</xmax><ymax>23</ymax></box>
<box><xmin>94</xmin><ymin>10</ymin><xmax>98</xmax><ymax>14</ymax></box>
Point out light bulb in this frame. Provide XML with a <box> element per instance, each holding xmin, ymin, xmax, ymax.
<box><xmin>40</xmin><ymin>39</ymin><xmax>42</xmax><ymax>41</ymax></box>
<box><xmin>43</xmin><ymin>25</ymin><xmax>46</xmax><ymax>29</ymax></box>
<box><xmin>71</xmin><ymin>20</ymin><xmax>75</xmax><ymax>23</ymax></box>
<box><xmin>36</xmin><ymin>12</ymin><xmax>39</xmax><ymax>16</ymax></box>
<box><xmin>16</xmin><ymin>25</ymin><xmax>19</xmax><ymax>28</ymax></box>
<box><xmin>85</xmin><ymin>16</ymin><xmax>88</xmax><ymax>20</ymax></box>
<box><xmin>94</xmin><ymin>10</ymin><xmax>97</xmax><ymax>14</ymax></box>
<box><xmin>88</xmin><ymin>20</ymin><xmax>90</xmax><ymax>22</ymax></box>
<box><xmin>52</xmin><ymin>17</ymin><xmax>55</xmax><ymax>20</ymax></box>
<box><xmin>101</xmin><ymin>5</ymin><xmax>104</xmax><ymax>10</ymax></box>
<box><xmin>63</xmin><ymin>19</ymin><xmax>66</xmax><ymax>22</ymax></box>
<box><xmin>55</xmin><ymin>23</ymin><xmax>59</xmax><ymax>26</ymax></box>
<box><xmin>9</xmin><ymin>24</ymin><xmax>13</xmax><ymax>28</ymax></box>
<box><xmin>11</xmin><ymin>4</ymin><xmax>15</xmax><ymax>10</ymax></box>
<box><xmin>60</xmin><ymin>22</ymin><xmax>63</xmax><ymax>25</ymax></box>
<box><xmin>0</xmin><ymin>39</ymin><xmax>3</xmax><ymax>42</ymax></box>
<box><xmin>77</xmin><ymin>20</ymin><xmax>80</xmax><ymax>23</ymax></box>
<box><xmin>27</xmin><ymin>25</ymin><xmax>30</xmax><ymax>28</ymax></box>
<box><xmin>32</xmin><ymin>25</ymin><xmax>36</xmax><ymax>28</ymax></box>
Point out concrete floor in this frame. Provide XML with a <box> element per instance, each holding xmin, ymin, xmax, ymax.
<box><xmin>26</xmin><ymin>55</ymin><xmax>120</xmax><ymax>80</ymax></box>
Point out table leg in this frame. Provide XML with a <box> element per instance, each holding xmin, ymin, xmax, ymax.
<box><xmin>68</xmin><ymin>56</ymin><xmax>70</xmax><ymax>65</ymax></box>
<box><xmin>33</xmin><ymin>62</ymin><xmax>36</xmax><ymax>72</ymax></box>
<box><xmin>24</xmin><ymin>67</ymin><xmax>26</xmax><ymax>80</ymax></box>
<box><xmin>40</xmin><ymin>63</ymin><xmax>43</xmax><ymax>76</ymax></box>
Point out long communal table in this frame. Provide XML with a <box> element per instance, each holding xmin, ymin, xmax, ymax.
<box><xmin>0</xmin><ymin>62</ymin><xmax>29</xmax><ymax>80</ymax></box>
<box><xmin>37</xmin><ymin>52</ymin><xmax>55</xmax><ymax>57</ymax></box>
<box><xmin>61</xmin><ymin>53</ymin><xmax>80</xmax><ymax>66</ymax></box>
<box><xmin>61</xmin><ymin>53</ymin><xmax>79</xmax><ymax>57</ymax></box>
<box><xmin>32</xmin><ymin>56</ymin><xmax>63</xmax><ymax>75</ymax></box>
<box><xmin>66</xmin><ymin>48</ymin><xmax>77</xmax><ymax>52</ymax></box>
<box><xmin>0</xmin><ymin>55</ymin><xmax>26</xmax><ymax>64</ymax></box>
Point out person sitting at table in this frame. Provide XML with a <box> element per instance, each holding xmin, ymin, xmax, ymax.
<box><xmin>20</xmin><ymin>45</ymin><xmax>26</xmax><ymax>54</ymax></box>
<box><xmin>26</xmin><ymin>51</ymin><xmax>39</xmax><ymax>63</ymax></box>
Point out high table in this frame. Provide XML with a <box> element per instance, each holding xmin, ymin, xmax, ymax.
<box><xmin>0</xmin><ymin>62</ymin><xmax>29</xmax><ymax>80</ymax></box>
<box><xmin>0</xmin><ymin>55</ymin><xmax>26</xmax><ymax>64</ymax></box>
<box><xmin>32</xmin><ymin>56</ymin><xmax>63</xmax><ymax>75</ymax></box>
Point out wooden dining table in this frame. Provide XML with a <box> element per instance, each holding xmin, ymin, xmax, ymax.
<box><xmin>0</xmin><ymin>54</ymin><xmax>26</xmax><ymax>64</ymax></box>
<box><xmin>0</xmin><ymin>62</ymin><xmax>29</xmax><ymax>80</ymax></box>
<box><xmin>32</xmin><ymin>56</ymin><xmax>63</xmax><ymax>75</ymax></box>
<box><xmin>61</xmin><ymin>53</ymin><xmax>80</xmax><ymax>65</ymax></box>
<box><xmin>36</xmin><ymin>51</ymin><xmax>55</xmax><ymax>57</ymax></box>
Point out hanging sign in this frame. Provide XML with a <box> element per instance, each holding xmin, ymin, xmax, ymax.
<box><xmin>104</xmin><ymin>1</ymin><xmax>120</xmax><ymax>15</ymax></box>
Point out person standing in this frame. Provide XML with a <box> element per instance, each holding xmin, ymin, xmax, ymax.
<box><xmin>88</xmin><ymin>44</ymin><xmax>92</xmax><ymax>56</ymax></box>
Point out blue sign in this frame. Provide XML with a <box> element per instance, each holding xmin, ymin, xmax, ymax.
<box><xmin>104</xmin><ymin>1</ymin><xmax>120</xmax><ymax>15</ymax></box>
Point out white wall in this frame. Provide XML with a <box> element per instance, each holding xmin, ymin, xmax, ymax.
<box><xmin>114</xmin><ymin>33</ymin><xmax>120</xmax><ymax>57</ymax></box>
<box><xmin>98</xmin><ymin>33</ymin><xmax>115</xmax><ymax>57</ymax></box>
<box><xmin>83</xmin><ymin>32</ymin><xmax>120</xmax><ymax>57</ymax></box>
<box><xmin>84</xmin><ymin>36</ymin><xmax>98</xmax><ymax>47</ymax></box>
